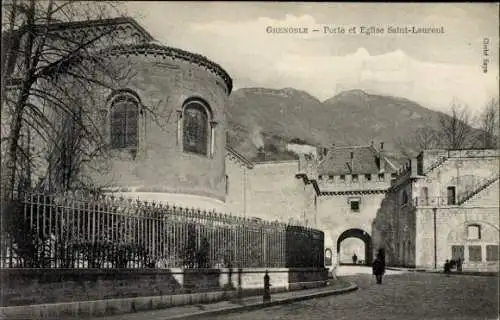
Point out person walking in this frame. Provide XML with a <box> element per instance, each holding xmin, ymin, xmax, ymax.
<box><xmin>352</xmin><ymin>253</ymin><xmax>358</xmax><ymax>265</ymax></box>
<box><xmin>372</xmin><ymin>249</ymin><xmax>386</xmax><ymax>284</ymax></box>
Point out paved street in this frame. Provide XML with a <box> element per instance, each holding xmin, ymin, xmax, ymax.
<box><xmin>204</xmin><ymin>266</ymin><xmax>499</xmax><ymax>320</ymax></box>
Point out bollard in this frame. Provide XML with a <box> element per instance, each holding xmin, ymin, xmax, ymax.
<box><xmin>263</xmin><ymin>270</ymin><xmax>271</xmax><ymax>302</ymax></box>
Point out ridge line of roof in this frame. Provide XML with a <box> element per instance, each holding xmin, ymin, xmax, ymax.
<box><xmin>331</xmin><ymin>145</ymin><xmax>373</xmax><ymax>150</ymax></box>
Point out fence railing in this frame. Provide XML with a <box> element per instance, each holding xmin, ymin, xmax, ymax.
<box><xmin>1</xmin><ymin>191</ymin><xmax>324</xmax><ymax>269</ymax></box>
<box><xmin>412</xmin><ymin>196</ymin><xmax>450</xmax><ymax>208</ymax></box>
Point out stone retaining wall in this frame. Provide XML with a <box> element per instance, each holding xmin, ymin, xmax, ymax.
<box><xmin>0</xmin><ymin>267</ymin><xmax>328</xmax><ymax>307</ymax></box>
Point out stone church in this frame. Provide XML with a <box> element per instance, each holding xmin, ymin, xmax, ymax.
<box><xmin>3</xmin><ymin>17</ymin><xmax>498</xmax><ymax>272</ymax></box>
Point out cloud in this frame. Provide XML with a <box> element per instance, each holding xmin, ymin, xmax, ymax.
<box><xmin>135</xmin><ymin>8</ymin><xmax>498</xmax><ymax>114</ymax></box>
<box><xmin>183</xmin><ymin>14</ymin><xmax>499</xmax><ymax>113</ymax></box>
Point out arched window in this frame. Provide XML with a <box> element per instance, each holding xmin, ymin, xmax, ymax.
<box><xmin>110</xmin><ymin>94</ymin><xmax>139</xmax><ymax>149</ymax></box>
<box><xmin>183</xmin><ymin>99</ymin><xmax>211</xmax><ymax>155</ymax></box>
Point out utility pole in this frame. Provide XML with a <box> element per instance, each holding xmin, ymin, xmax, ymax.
<box><xmin>433</xmin><ymin>207</ymin><xmax>437</xmax><ymax>269</ymax></box>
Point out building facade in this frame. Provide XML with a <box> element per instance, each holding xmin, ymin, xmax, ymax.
<box><xmin>373</xmin><ymin>148</ymin><xmax>499</xmax><ymax>271</ymax></box>
<box><xmin>225</xmin><ymin>144</ymin><xmax>499</xmax><ymax>272</ymax></box>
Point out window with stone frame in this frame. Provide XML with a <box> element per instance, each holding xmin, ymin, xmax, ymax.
<box><xmin>365</xmin><ymin>173</ymin><xmax>372</xmax><ymax>181</ymax></box>
<box><xmin>183</xmin><ymin>100</ymin><xmax>210</xmax><ymax>155</ymax></box>
<box><xmin>349</xmin><ymin>198</ymin><xmax>360</xmax><ymax>212</ymax></box>
<box><xmin>447</xmin><ymin>186</ymin><xmax>456</xmax><ymax>205</ymax></box>
<box><xmin>467</xmin><ymin>224</ymin><xmax>481</xmax><ymax>240</ymax></box>
<box><xmin>486</xmin><ymin>245</ymin><xmax>499</xmax><ymax>261</ymax></box>
<box><xmin>110</xmin><ymin>94</ymin><xmax>139</xmax><ymax>149</ymax></box>
<box><xmin>378</xmin><ymin>173</ymin><xmax>385</xmax><ymax>181</ymax></box>
<box><xmin>468</xmin><ymin>245</ymin><xmax>482</xmax><ymax>262</ymax></box>
<box><xmin>352</xmin><ymin>174</ymin><xmax>359</xmax><ymax>182</ymax></box>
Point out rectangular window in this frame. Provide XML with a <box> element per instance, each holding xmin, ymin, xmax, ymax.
<box><xmin>447</xmin><ymin>186</ymin><xmax>456</xmax><ymax>205</ymax></box>
<box><xmin>468</xmin><ymin>245</ymin><xmax>482</xmax><ymax>262</ymax></box>
<box><xmin>486</xmin><ymin>245</ymin><xmax>499</xmax><ymax>261</ymax></box>
<box><xmin>340</xmin><ymin>175</ymin><xmax>345</xmax><ymax>182</ymax></box>
<box><xmin>352</xmin><ymin>174</ymin><xmax>358</xmax><ymax>182</ymax></box>
<box><xmin>318</xmin><ymin>175</ymin><xmax>323</xmax><ymax>180</ymax></box>
<box><xmin>421</xmin><ymin>187</ymin><xmax>429</xmax><ymax>206</ymax></box>
<box><xmin>467</xmin><ymin>225</ymin><xmax>481</xmax><ymax>240</ymax></box>
<box><xmin>328</xmin><ymin>175</ymin><xmax>334</xmax><ymax>181</ymax></box>
<box><xmin>365</xmin><ymin>174</ymin><xmax>372</xmax><ymax>181</ymax></box>
<box><xmin>350</xmin><ymin>200</ymin><xmax>360</xmax><ymax>212</ymax></box>
<box><xmin>417</xmin><ymin>158</ymin><xmax>424</xmax><ymax>176</ymax></box>
<box><xmin>378</xmin><ymin>173</ymin><xmax>385</xmax><ymax>181</ymax></box>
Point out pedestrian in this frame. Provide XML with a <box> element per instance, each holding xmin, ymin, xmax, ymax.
<box><xmin>444</xmin><ymin>259</ymin><xmax>451</xmax><ymax>276</ymax></box>
<box><xmin>372</xmin><ymin>249</ymin><xmax>386</xmax><ymax>284</ymax></box>
<box><xmin>352</xmin><ymin>253</ymin><xmax>358</xmax><ymax>265</ymax></box>
<box><xmin>456</xmin><ymin>258</ymin><xmax>462</xmax><ymax>272</ymax></box>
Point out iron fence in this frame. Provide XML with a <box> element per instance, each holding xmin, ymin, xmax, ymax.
<box><xmin>1</xmin><ymin>191</ymin><xmax>324</xmax><ymax>269</ymax></box>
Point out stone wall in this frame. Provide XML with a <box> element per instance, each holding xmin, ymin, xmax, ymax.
<box><xmin>0</xmin><ymin>267</ymin><xmax>328</xmax><ymax>307</ymax></box>
<box><xmin>245</xmin><ymin>161</ymin><xmax>307</xmax><ymax>223</ymax></box>
<box><xmin>225</xmin><ymin>154</ymin><xmax>250</xmax><ymax>216</ymax></box>
<box><xmin>316</xmin><ymin>192</ymin><xmax>387</xmax><ymax>264</ymax></box>
<box><xmin>415</xmin><ymin>206</ymin><xmax>499</xmax><ymax>271</ymax></box>
<box><xmin>87</xmin><ymin>53</ymin><xmax>229</xmax><ymax>204</ymax></box>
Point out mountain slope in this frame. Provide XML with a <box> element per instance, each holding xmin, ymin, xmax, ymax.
<box><xmin>226</xmin><ymin>88</ymin><xmax>473</xmax><ymax>163</ymax></box>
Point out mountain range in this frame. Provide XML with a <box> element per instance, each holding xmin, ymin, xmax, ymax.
<box><xmin>225</xmin><ymin>88</ymin><xmax>468</xmax><ymax>164</ymax></box>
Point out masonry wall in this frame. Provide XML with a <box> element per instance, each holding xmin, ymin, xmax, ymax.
<box><xmin>245</xmin><ymin>161</ymin><xmax>307</xmax><ymax>223</ymax></box>
<box><xmin>413</xmin><ymin>152</ymin><xmax>499</xmax><ymax>271</ymax></box>
<box><xmin>415</xmin><ymin>205</ymin><xmax>499</xmax><ymax>271</ymax></box>
<box><xmin>0</xmin><ymin>267</ymin><xmax>328</xmax><ymax>308</ymax></box>
<box><xmin>316</xmin><ymin>192</ymin><xmax>387</xmax><ymax>264</ymax></box>
<box><xmin>85</xmin><ymin>54</ymin><xmax>229</xmax><ymax>205</ymax></box>
<box><xmin>224</xmin><ymin>156</ymin><xmax>249</xmax><ymax>216</ymax></box>
<box><xmin>420</xmin><ymin>152</ymin><xmax>499</xmax><ymax>199</ymax></box>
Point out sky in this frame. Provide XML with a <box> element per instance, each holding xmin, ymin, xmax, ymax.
<box><xmin>125</xmin><ymin>2</ymin><xmax>499</xmax><ymax>113</ymax></box>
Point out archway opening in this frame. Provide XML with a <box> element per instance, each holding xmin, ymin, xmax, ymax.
<box><xmin>337</xmin><ymin>228</ymin><xmax>372</xmax><ymax>265</ymax></box>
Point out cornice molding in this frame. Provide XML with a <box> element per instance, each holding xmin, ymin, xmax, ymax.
<box><xmin>100</xmin><ymin>42</ymin><xmax>233</xmax><ymax>94</ymax></box>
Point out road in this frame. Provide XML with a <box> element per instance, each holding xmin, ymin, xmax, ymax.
<box><xmin>204</xmin><ymin>266</ymin><xmax>499</xmax><ymax>320</ymax></box>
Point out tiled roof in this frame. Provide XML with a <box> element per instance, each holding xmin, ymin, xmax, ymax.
<box><xmin>318</xmin><ymin>145</ymin><xmax>395</xmax><ymax>175</ymax></box>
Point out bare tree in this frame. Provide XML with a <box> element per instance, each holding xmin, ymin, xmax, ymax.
<box><xmin>394</xmin><ymin>127</ymin><xmax>439</xmax><ymax>160</ymax></box>
<box><xmin>437</xmin><ymin>101</ymin><xmax>474</xmax><ymax>149</ymax></box>
<box><xmin>478</xmin><ymin>98</ymin><xmax>499</xmax><ymax>149</ymax></box>
<box><xmin>0</xmin><ymin>0</ymin><xmax>142</xmax><ymax>201</ymax></box>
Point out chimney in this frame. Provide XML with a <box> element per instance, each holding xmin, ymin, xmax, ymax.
<box><xmin>379</xmin><ymin>141</ymin><xmax>385</xmax><ymax>173</ymax></box>
<box><xmin>350</xmin><ymin>151</ymin><xmax>354</xmax><ymax>172</ymax></box>
<box><xmin>257</xmin><ymin>146</ymin><xmax>265</xmax><ymax>161</ymax></box>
